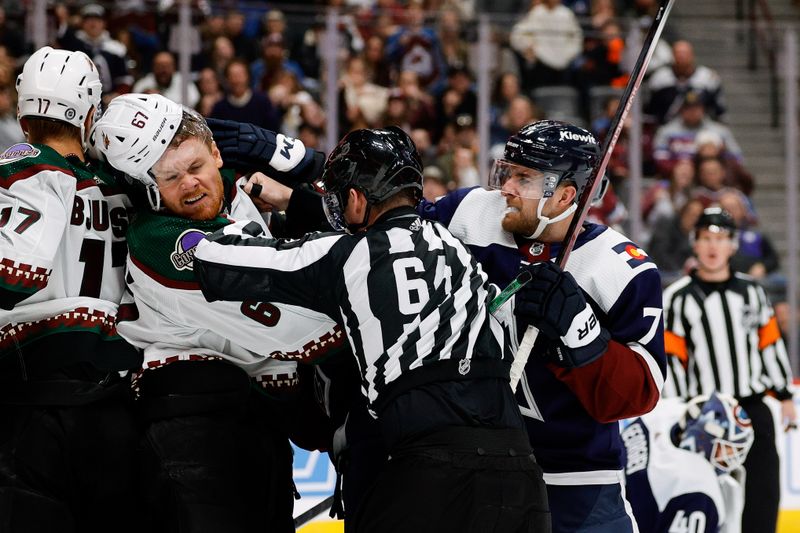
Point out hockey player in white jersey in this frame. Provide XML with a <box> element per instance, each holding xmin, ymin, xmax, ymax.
<box><xmin>0</xmin><ymin>47</ymin><xmax>142</xmax><ymax>532</ymax></box>
<box><xmin>622</xmin><ymin>393</ymin><xmax>754</xmax><ymax>533</ymax></box>
<box><xmin>92</xmin><ymin>93</ymin><xmax>340</xmax><ymax>532</ymax></box>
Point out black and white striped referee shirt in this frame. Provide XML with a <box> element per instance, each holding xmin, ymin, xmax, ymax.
<box><xmin>193</xmin><ymin>206</ymin><xmax>515</xmax><ymax>416</ymax></box>
<box><xmin>662</xmin><ymin>271</ymin><xmax>794</xmax><ymax>401</ymax></box>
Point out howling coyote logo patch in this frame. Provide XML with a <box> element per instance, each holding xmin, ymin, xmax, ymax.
<box><xmin>171</xmin><ymin>229</ymin><xmax>208</xmax><ymax>271</ymax></box>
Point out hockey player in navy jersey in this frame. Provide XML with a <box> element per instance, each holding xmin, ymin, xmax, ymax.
<box><xmin>419</xmin><ymin>120</ymin><xmax>667</xmax><ymax>532</ymax></box>
<box><xmin>92</xmin><ymin>93</ymin><xmax>336</xmax><ymax>532</ymax></box>
<box><xmin>622</xmin><ymin>393</ymin><xmax>754</xmax><ymax>533</ymax></box>
<box><xmin>0</xmin><ymin>47</ymin><xmax>142</xmax><ymax>532</ymax></box>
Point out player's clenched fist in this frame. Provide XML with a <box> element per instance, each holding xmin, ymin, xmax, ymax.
<box><xmin>242</xmin><ymin>172</ymin><xmax>292</xmax><ymax>212</ymax></box>
<box><xmin>514</xmin><ymin>261</ymin><xmax>610</xmax><ymax>368</ymax></box>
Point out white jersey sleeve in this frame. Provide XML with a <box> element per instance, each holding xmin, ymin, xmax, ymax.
<box><xmin>0</xmin><ymin>146</ymin><xmax>74</xmax><ymax>305</ymax></box>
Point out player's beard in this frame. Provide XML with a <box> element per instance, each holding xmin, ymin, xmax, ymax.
<box><xmin>164</xmin><ymin>174</ymin><xmax>225</xmax><ymax>221</ymax></box>
<box><xmin>501</xmin><ymin>200</ymin><xmax>540</xmax><ymax>236</ymax></box>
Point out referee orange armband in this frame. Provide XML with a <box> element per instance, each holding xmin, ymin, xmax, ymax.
<box><xmin>664</xmin><ymin>331</ymin><xmax>688</xmax><ymax>364</ymax></box>
<box><xmin>758</xmin><ymin>316</ymin><xmax>781</xmax><ymax>350</ymax></box>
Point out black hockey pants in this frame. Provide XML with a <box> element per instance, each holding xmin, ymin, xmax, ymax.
<box><xmin>739</xmin><ymin>396</ymin><xmax>780</xmax><ymax>533</ymax></box>
<box><xmin>0</xmin><ymin>365</ymin><xmax>140</xmax><ymax>533</ymax></box>
<box><xmin>135</xmin><ymin>359</ymin><xmax>296</xmax><ymax>533</ymax></box>
<box><xmin>352</xmin><ymin>426</ymin><xmax>551</xmax><ymax>533</ymax></box>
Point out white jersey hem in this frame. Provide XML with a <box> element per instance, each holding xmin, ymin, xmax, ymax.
<box><xmin>543</xmin><ymin>469</ymin><xmax>624</xmax><ymax>486</ymax></box>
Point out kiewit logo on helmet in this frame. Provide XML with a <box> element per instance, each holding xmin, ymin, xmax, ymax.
<box><xmin>559</xmin><ymin>130</ymin><xmax>594</xmax><ymax>143</ymax></box>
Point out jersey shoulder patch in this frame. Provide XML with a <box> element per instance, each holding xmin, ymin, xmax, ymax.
<box><xmin>0</xmin><ymin>143</ymin><xmax>74</xmax><ymax>186</ymax></box>
<box><xmin>128</xmin><ymin>211</ymin><xmax>231</xmax><ymax>284</ymax></box>
<box><xmin>569</xmin><ymin>227</ymin><xmax>658</xmax><ymax>312</ymax></box>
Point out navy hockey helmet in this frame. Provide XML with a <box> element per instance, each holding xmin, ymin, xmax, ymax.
<box><xmin>674</xmin><ymin>392</ymin><xmax>754</xmax><ymax>476</ymax></box>
<box><xmin>489</xmin><ymin>120</ymin><xmax>605</xmax><ymax>201</ymax></box>
<box><xmin>319</xmin><ymin>126</ymin><xmax>423</xmax><ymax>232</ymax></box>
<box><xmin>693</xmin><ymin>207</ymin><xmax>737</xmax><ymax>236</ymax></box>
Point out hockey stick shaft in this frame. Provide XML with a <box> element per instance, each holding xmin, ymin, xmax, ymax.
<box><xmin>508</xmin><ymin>0</ymin><xmax>676</xmax><ymax>391</ymax></box>
<box><xmin>294</xmin><ymin>494</ymin><xmax>336</xmax><ymax>529</ymax></box>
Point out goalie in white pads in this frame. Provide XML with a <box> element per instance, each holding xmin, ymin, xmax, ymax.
<box><xmin>93</xmin><ymin>93</ymin><xmax>341</xmax><ymax>532</ymax></box>
<box><xmin>622</xmin><ymin>393</ymin><xmax>754</xmax><ymax>533</ymax></box>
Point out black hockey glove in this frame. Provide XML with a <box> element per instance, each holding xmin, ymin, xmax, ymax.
<box><xmin>514</xmin><ymin>261</ymin><xmax>610</xmax><ymax>368</ymax></box>
<box><xmin>206</xmin><ymin>118</ymin><xmax>325</xmax><ymax>184</ymax></box>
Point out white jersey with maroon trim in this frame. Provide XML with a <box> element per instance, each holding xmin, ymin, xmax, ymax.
<box><xmin>118</xmin><ymin>176</ymin><xmax>344</xmax><ymax>389</ymax></box>
<box><xmin>0</xmin><ymin>142</ymin><xmax>139</xmax><ymax>371</ymax></box>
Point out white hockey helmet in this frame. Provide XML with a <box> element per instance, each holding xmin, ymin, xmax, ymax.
<box><xmin>92</xmin><ymin>93</ymin><xmax>184</xmax><ymax>210</ymax></box>
<box><xmin>16</xmin><ymin>46</ymin><xmax>103</xmax><ymax>147</ymax></box>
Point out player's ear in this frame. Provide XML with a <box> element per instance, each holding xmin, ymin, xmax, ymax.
<box><xmin>556</xmin><ymin>183</ymin><xmax>577</xmax><ymax>207</ymax></box>
<box><xmin>348</xmin><ymin>187</ymin><xmax>362</xmax><ymax>209</ymax></box>
<box><xmin>210</xmin><ymin>140</ymin><xmax>223</xmax><ymax>169</ymax></box>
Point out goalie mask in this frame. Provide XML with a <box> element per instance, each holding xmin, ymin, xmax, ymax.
<box><xmin>91</xmin><ymin>93</ymin><xmax>186</xmax><ymax>210</ymax></box>
<box><xmin>319</xmin><ymin>126</ymin><xmax>423</xmax><ymax>233</ymax></box>
<box><xmin>489</xmin><ymin>120</ymin><xmax>607</xmax><ymax>239</ymax></box>
<box><xmin>674</xmin><ymin>392</ymin><xmax>754</xmax><ymax>476</ymax></box>
<box><xmin>16</xmin><ymin>46</ymin><xmax>103</xmax><ymax>149</ymax></box>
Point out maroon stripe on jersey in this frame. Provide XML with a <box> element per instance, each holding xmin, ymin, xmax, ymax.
<box><xmin>130</xmin><ymin>255</ymin><xmax>201</xmax><ymax>290</ymax></box>
<box><xmin>0</xmin><ymin>258</ymin><xmax>50</xmax><ymax>291</ymax></box>
<box><xmin>117</xmin><ymin>302</ymin><xmax>140</xmax><ymax>322</ymax></box>
<box><xmin>75</xmin><ymin>179</ymin><xmax>98</xmax><ymax>191</ymax></box>
<box><xmin>269</xmin><ymin>326</ymin><xmax>346</xmax><ymax>363</ymax></box>
<box><xmin>549</xmin><ymin>339</ymin><xmax>660</xmax><ymax>423</ymax></box>
<box><xmin>0</xmin><ymin>164</ymin><xmax>75</xmax><ymax>188</ymax></box>
<box><xmin>0</xmin><ymin>306</ymin><xmax>118</xmax><ymax>351</ymax></box>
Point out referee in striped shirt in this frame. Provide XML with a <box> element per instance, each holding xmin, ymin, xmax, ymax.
<box><xmin>194</xmin><ymin>127</ymin><xmax>550</xmax><ymax>532</ymax></box>
<box><xmin>662</xmin><ymin>207</ymin><xmax>796</xmax><ymax>533</ymax></box>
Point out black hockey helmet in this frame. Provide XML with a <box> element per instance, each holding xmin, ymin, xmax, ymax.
<box><xmin>319</xmin><ymin>126</ymin><xmax>423</xmax><ymax>231</ymax></box>
<box><xmin>694</xmin><ymin>207</ymin><xmax>737</xmax><ymax>236</ymax></box>
<box><xmin>490</xmin><ymin>120</ymin><xmax>605</xmax><ymax>201</ymax></box>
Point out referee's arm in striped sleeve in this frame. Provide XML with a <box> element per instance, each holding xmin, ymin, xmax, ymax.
<box><xmin>662</xmin><ymin>288</ymin><xmax>690</xmax><ymax>399</ymax></box>
<box><xmin>755</xmin><ymin>285</ymin><xmax>795</xmax><ymax>400</ymax></box>
<box><xmin>193</xmin><ymin>219</ymin><xmax>344</xmax><ymax>316</ymax></box>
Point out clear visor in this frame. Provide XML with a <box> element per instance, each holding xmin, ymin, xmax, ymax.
<box><xmin>322</xmin><ymin>191</ymin><xmax>348</xmax><ymax>232</ymax></box>
<box><xmin>488</xmin><ymin>159</ymin><xmax>556</xmax><ymax>200</ymax></box>
<box><xmin>711</xmin><ymin>439</ymin><xmax>752</xmax><ymax>474</ymax></box>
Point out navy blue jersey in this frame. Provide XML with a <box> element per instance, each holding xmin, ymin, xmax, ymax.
<box><xmin>420</xmin><ymin>187</ymin><xmax>667</xmax><ymax>481</ymax></box>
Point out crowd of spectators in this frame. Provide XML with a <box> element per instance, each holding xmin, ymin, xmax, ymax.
<box><xmin>0</xmin><ymin>0</ymin><xmax>789</xmax><ymax>326</ymax></box>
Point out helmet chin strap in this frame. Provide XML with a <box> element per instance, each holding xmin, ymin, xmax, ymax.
<box><xmin>525</xmin><ymin>198</ymin><xmax>577</xmax><ymax>240</ymax></box>
<box><xmin>146</xmin><ymin>183</ymin><xmax>163</xmax><ymax>212</ymax></box>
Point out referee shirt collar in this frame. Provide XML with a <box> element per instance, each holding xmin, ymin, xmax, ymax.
<box><xmin>371</xmin><ymin>205</ymin><xmax>420</xmax><ymax>229</ymax></box>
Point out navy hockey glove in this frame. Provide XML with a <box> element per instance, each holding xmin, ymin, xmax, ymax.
<box><xmin>206</xmin><ymin>118</ymin><xmax>324</xmax><ymax>184</ymax></box>
<box><xmin>514</xmin><ymin>261</ymin><xmax>610</xmax><ymax>368</ymax></box>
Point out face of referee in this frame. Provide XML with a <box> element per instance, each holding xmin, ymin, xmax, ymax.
<box><xmin>693</xmin><ymin>228</ymin><xmax>736</xmax><ymax>279</ymax></box>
